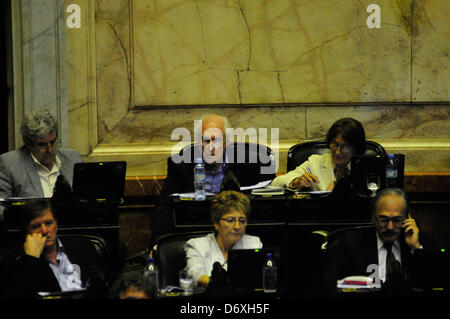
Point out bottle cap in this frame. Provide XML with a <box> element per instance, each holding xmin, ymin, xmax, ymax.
<box><xmin>388</xmin><ymin>154</ymin><xmax>395</xmax><ymax>159</ymax></box>
<box><xmin>195</xmin><ymin>158</ymin><xmax>203</xmax><ymax>164</ymax></box>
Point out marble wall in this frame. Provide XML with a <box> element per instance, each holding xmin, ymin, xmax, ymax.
<box><xmin>12</xmin><ymin>0</ymin><xmax>450</xmax><ymax>177</ymax></box>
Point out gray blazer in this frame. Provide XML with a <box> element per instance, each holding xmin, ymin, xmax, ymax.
<box><xmin>0</xmin><ymin>146</ymin><xmax>83</xmax><ymax>216</ymax></box>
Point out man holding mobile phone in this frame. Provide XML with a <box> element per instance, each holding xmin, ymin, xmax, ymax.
<box><xmin>371</xmin><ymin>188</ymin><xmax>423</xmax><ymax>284</ymax></box>
<box><xmin>322</xmin><ymin>188</ymin><xmax>435</xmax><ymax>294</ymax></box>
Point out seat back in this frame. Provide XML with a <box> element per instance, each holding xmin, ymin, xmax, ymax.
<box><xmin>58</xmin><ymin>234</ymin><xmax>111</xmax><ymax>263</ymax></box>
<box><xmin>322</xmin><ymin>225</ymin><xmax>376</xmax><ymax>252</ymax></box>
<box><xmin>153</xmin><ymin>231</ymin><xmax>210</xmax><ymax>289</ymax></box>
<box><xmin>226</xmin><ymin>142</ymin><xmax>276</xmax><ymax>176</ymax></box>
<box><xmin>178</xmin><ymin>142</ymin><xmax>277</xmax><ymax>178</ymax></box>
<box><xmin>287</xmin><ymin>140</ymin><xmax>387</xmax><ymax>171</ymax></box>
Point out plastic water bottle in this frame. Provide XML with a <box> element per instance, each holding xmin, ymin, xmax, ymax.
<box><xmin>386</xmin><ymin>154</ymin><xmax>398</xmax><ymax>188</ymax></box>
<box><xmin>263</xmin><ymin>253</ymin><xmax>277</xmax><ymax>293</ymax></box>
<box><xmin>194</xmin><ymin>158</ymin><xmax>206</xmax><ymax>201</ymax></box>
<box><xmin>144</xmin><ymin>257</ymin><xmax>159</xmax><ymax>292</ymax></box>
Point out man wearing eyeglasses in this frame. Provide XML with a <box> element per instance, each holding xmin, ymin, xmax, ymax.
<box><xmin>322</xmin><ymin>188</ymin><xmax>434</xmax><ymax>294</ymax></box>
<box><xmin>150</xmin><ymin>114</ymin><xmax>274</xmax><ymax>247</ymax></box>
<box><xmin>0</xmin><ymin>109</ymin><xmax>82</xmax><ymax>218</ymax></box>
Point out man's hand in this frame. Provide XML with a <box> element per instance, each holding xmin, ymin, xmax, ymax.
<box><xmin>289</xmin><ymin>173</ymin><xmax>320</xmax><ymax>190</ymax></box>
<box><xmin>402</xmin><ymin>214</ymin><xmax>421</xmax><ymax>250</ymax></box>
<box><xmin>24</xmin><ymin>233</ymin><xmax>47</xmax><ymax>258</ymax></box>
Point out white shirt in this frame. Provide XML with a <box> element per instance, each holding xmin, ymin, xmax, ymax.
<box><xmin>376</xmin><ymin>233</ymin><xmax>401</xmax><ymax>283</ymax></box>
<box><xmin>271</xmin><ymin>153</ymin><xmax>335</xmax><ymax>191</ymax></box>
<box><xmin>185</xmin><ymin>233</ymin><xmax>263</xmax><ymax>283</ymax></box>
<box><xmin>30</xmin><ymin>154</ymin><xmax>61</xmax><ymax>198</ymax></box>
<box><xmin>47</xmin><ymin>239</ymin><xmax>83</xmax><ymax>291</ymax></box>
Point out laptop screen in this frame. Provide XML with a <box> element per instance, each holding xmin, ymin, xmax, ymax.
<box><xmin>72</xmin><ymin>161</ymin><xmax>127</xmax><ymax>201</ymax></box>
<box><xmin>227</xmin><ymin>248</ymin><xmax>280</xmax><ymax>292</ymax></box>
<box><xmin>409</xmin><ymin>248</ymin><xmax>450</xmax><ymax>290</ymax></box>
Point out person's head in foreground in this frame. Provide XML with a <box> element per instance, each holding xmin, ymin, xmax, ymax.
<box><xmin>110</xmin><ymin>271</ymin><xmax>157</xmax><ymax>299</ymax></box>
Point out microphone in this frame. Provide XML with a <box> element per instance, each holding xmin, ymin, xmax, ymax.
<box><xmin>52</xmin><ymin>174</ymin><xmax>75</xmax><ymax>207</ymax></box>
<box><xmin>221</xmin><ymin>170</ymin><xmax>240</xmax><ymax>191</ymax></box>
<box><xmin>207</xmin><ymin>262</ymin><xmax>231</xmax><ymax>294</ymax></box>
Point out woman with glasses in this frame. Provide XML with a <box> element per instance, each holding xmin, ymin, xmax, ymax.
<box><xmin>271</xmin><ymin>117</ymin><xmax>366</xmax><ymax>192</ymax></box>
<box><xmin>185</xmin><ymin>190</ymin><xmax>262</xmax><ymax>288</ymax></box>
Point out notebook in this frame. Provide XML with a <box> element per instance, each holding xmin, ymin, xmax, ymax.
<box><xmin>37</xmin><ymin>288</ymin><xmax>87</xmax><ymax>299</ymax></box>
<box><xmin>72</xmin><ymin>161</ymin><xmax>127</xmax><ymax>201</ymax></box>
<box><xmin>227</xmin><ymin>248</ymin><xmax>280</xmax><ymax>292</ymax></box>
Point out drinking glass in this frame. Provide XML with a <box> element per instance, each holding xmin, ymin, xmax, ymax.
<box><xmin>367</xmin><ymin>174</ymin><xmax>380</xmax><ymax>197</ymax></box>
<box><xmin>179</xmin><ymin>269</ymin><xmax>193</xmax><ymax>296</ymax></box>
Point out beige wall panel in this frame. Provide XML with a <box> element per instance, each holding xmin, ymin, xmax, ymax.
<box><xmin>412</xmin><ymin>0</ymin><xmax>449</xmax><ymax>101</ymax></box>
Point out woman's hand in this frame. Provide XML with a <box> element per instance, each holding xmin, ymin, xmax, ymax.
<box><xmin>289</xmin><ymin>173</ymin><xmax>320</xmax><ymax>189</ymax></box>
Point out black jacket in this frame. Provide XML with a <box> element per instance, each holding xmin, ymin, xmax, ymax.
<box><xmin>322</xmin><ymin>226</ymin><xmax>435</xmax><ymax>295</ymax></box>
<box><xmin>1</xmin><ymin>236</ymin><xmax>107</xmax><ymax>299</ymax></box>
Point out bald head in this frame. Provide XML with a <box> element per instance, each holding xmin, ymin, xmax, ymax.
<box><xmin>201</xmin><ymin>114</ymin><xmax>228</xmax><ymax>165</ymax></box>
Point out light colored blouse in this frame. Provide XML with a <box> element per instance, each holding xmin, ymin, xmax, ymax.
<box><xmin>185</xmin><ymin>233</ymin><xmax>263</xmax><ymax>283</ymax></box>
<box><xmin>271</xmin><ymin>153</ymin><xmax>335</xmax><ymax>191</ymax></box>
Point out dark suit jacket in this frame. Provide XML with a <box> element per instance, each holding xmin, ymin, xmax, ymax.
<box><xmin>1</xmin><ymin>236</ymin><xmax>105</xmax><ymax>299</ymax></box>
<box><xmin>322</xmin><ymin>227</ymin><xmax>435</xmax><ymax>295</ymax></box>
<box><xmin>160</xmin><ymin>143</ymin><xmax>276</xmax><ymax>200</ymax></box>
<box><xmin>150</xmin><ymin>143</ymin><xmax>276</xmax><ymax>245</ymax></box>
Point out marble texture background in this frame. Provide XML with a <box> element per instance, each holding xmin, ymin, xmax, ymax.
<box><xmin>132</xmin><ymin>0</ymin><xmax>413</xmax><ymax>106</ymax></box>
<box><xmin>61</xmin><ymin>0</ymin><xmax>449</xmax><ymax>175</ymax></box>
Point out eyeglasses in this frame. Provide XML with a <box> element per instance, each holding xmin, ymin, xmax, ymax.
<box><xmin>376</xmin><ymin>216</ymin><xmax>405</xmax><ymax>226</ymax></box>
<box><xmin>330</xmin><ymin>141</ymin><xmax>353</xmax><ymax>152</ymax></box>
<box><xmin>35</xmin><ymin>138</ymin><xmax>59</xmax><ymax>150</ymax></box>
<box><xmin>220</xmin><ymin>217</ymin><xmax>248</xmax><ymax>225</ymax></box>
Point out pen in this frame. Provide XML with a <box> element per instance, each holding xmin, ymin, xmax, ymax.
<box><xmin>305</xmin><ymin>164</ymin><xmax>318</xmax><ymax>184</ymax></box>
<box><xmin>305</xmin><ymin>164</ymin><xmax>312</xmax><ymax>174</ymax></box>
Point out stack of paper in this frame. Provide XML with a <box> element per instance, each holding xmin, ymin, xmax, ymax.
<box><xmin>250</xmin><ymin>185</ymin><xmax>285</xmax><ymax>196</ymax></box>
<box><xmin>337</xmin><ymin>276</ymin><xmax>379</xmax><ymax>290</ymax></box>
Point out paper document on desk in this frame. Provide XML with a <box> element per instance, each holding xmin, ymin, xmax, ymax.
<box><xmin>337</xmin><ymin>276</ymin><xmax>379</xmax><ymax>289</ymax></box>
<box><xmin>251</xmin><ymin>185</ymin><xmax>285</xmax><ymax>196</ymax></box>
<box><xmin>175</xmin><ymin>192</ymin><xmax>216</xmax><ymax>199</ymax></box>
<box><xmin>294</xmin><ymin>190</ymin><xmax>332</xmax><ymax>195</ymax></box>
<box><xmin>240</xmin><ymin>180</ymin><xmax>272</xmax><ymax>191</ymax></box>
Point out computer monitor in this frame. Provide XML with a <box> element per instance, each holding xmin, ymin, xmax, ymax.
<box><xmin>409</xmin><ymin>248</ymin><xmax>450</xmax><ymax>291</ymax></box>
<box><xmin>227</xmin><ymin>248</ymin><xmax>281</xmax><ymax>293</ymax></box>
<box><xmin>350</xmin><ymin>155</ymin><xmax>387</xmax><ymax>197</ymax></box>
<box><xmin>72</xmin><ymin>161</ymin><xmax>127</xmax><ymax>201</ymax></box>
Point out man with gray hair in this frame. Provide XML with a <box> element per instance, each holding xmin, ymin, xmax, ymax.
<box><xmin>0</xmin><ymin>109</ymin><xmax>82</xmax><ymax>218</ymax></box>
<box><xmin>150</xmin><ymin>114</ymin><xmax>275</xmax><ymax>247</ymax></box>
<box><xmin>322</xmin><ymin>188</ymin><xmax>435</xmax><ymax>294</ymax></box>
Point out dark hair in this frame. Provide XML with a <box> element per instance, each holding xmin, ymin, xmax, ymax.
<box><xmin>370</xmin><ymin>188</ymin><xmax>409</xmax><ymax>218</ymax></box>
<box><xmin>326</xmin><ymin>118</ymin><xmax>366</xmax><ymax>155</ymax></box>
<box><xmin>110</xmin><ymin>271</ymin><xmax>157</xmax><ymax>299</ymax></box>
<box><xmin>210</xmin><ymin>190</ymin><xmax>251</xmax><ymax>224</ymax></box>
<box><xmin>18</xmin><ymin>199</ymin><xmax>55</xmax><ymax>233</ymax></box>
